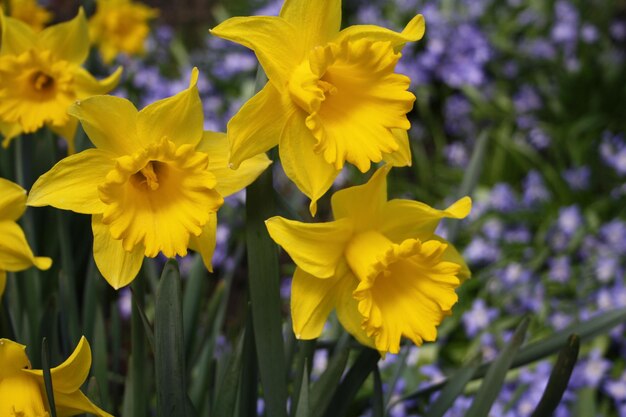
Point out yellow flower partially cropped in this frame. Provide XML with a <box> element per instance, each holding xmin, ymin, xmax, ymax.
<box><xmin>211</xmin><ymin>0</ymin><xmax>424</xmax><ymax>215</ymax></box>
<box><xmin>89</xmin><ymin>0</ymin><xmax>159</xmax><ymax>64</ymax></box>
<box><xmin>0</xmin><ymin>336</ymin><xmax>113</xmax><ymax>416</ymax></box>
<box><xmin>5</xmin><ymin>0</ymin><xmax>52</xmax><ymax>32</ymax></box>
<box><xmin>0</xmin><ymin>177</ymin><xmax>51</xmax><ymax>298</ymax></box>
<box><xmin>28</xmin><ymin>68</ymin><xmax>271</xmax><ymax>289</ymax></box>
<box><xmin>0</xmin><ymin>8</ymin><xmax>123</xmax><ymax>153</ymax></box>
<box><xmin>266</xmin><ymin>166</ymin><xmax>471</xmax><ymax>354</ymax></box>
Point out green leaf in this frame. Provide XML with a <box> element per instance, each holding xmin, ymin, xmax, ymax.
<box><xmin>295</xmin><ymin>360</ymin><xmax>311</xmax><ymax>417</ymax></box>
<box><xmin>127</xmin><ymin>277</ymin><xmax>148</xmax><ymax>417</ymax></box>
<box><xmin>423</xmin><ymin>356</ymin><xmax>481</xmax><ymax>417</ymax></box>
<box><xmin>92</xmin><ymin>307</ymin><xmax>111</xmax><ymax>410</ymax></box>
<box><xmin>245</xmin><ymin>167</ymin><xmax>288</xmax><ymax>417</ymax></box>
<box><xmin>465</xmin><ymin>316</ymin><xmax>531</xmax><ymax>417</ymax></box>
<box><xmin>531</xmin><ymin>334</ymin><xmax>580</xmax><ymax>417</ymax></box>
<box><xmin>155</xmin><ymin>260</ymin><xmax>194</xmax><ymax>417</ymax></box>
<box><xmin>290</xmin><ymin>340</ymin><xmax>316</xmax><ymax>417</ymax></box>
<box><xmin>183</xmin><ymin>256</ymin><xmax>209</xmax><ymax>357</ymax></box>
<box><xmin>41</xmin><ymin>337</ymin><xmax>58</xmax><ymax>417</ymax></box>
<box><xmin>310</xmin><ymin>333</ymin><xmax>351</xmax><ymax>414</ymax></box>
<box><xmin>238</xmin><ymin>309</ymin><xmax>258</xmax><ymax>417</ymax></box>
<box><xmin>371</xmin><ymin>365</ymin><xmax>384</xmax><ymax>417</ymax></box>
<box><xmin>212</xmin><ymin>331</ymin><xmax>245</xmax><ymax>417</ymax></box>
<box><xmin>322</xmin><ymin>348</ymin><xmax>380</xmax><ymax>417</ymax></box>
<box><xmin>131</xmin><ymin>286</ymin><xmax>155</xmax><ymax>354</ymax></box>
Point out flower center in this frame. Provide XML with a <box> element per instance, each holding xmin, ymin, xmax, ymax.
<box><xmin>288</xmin><ymin>39</ymin><xmax>415</xmax><ymax>171</ymax></box>
<box><xmin>31</xmin><ymin>71</ymin><xmax>55</xmax><ymax>92</ymax></box>
<box><xmin>130</xmin><ymin>161</ymin><xmax>162</xmax><ymax>191</ymax></box>
<box><xmin>99</xmin><ymin>138</ymin><xmax>224</xmax><ymax>258</ymax></box>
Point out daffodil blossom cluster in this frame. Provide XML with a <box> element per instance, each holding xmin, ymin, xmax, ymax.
<box><xmin>267</xmin><ymin>166</ymin><xmax>471</xmax><ymax>354</ymax></box>
<box><xmin>0</xmin><ymin>8</ymin><xmax>122</xmax><ymax>153</ymax></box>
<box><xmin>0</xmin><ymin>336</ymin><xmax>112</xmax><ymax>417</ymax></box>
<box><xmin>0</xmin><ymin>178</ymin><xmax>51</xmax><ymax>297</ymax></box>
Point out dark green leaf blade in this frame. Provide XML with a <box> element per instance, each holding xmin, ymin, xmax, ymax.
<box><xmin>531</xmin><ymin>334</ymin><xmax>580</xmax><ymax>417</ymax></box>
<box><xmin>465</xmin><ymin>316</ymin><xmax>531</xmax><ymax>417</ymax></box>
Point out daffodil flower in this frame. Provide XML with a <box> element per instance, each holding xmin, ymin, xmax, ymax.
<box><xmin>0</xmin><ymin>336</ymin><xmax>113</xmax><ymax>416</ymax></box>
<box><xmin>89</xmin><ymin>0</ymin><xmax>159</xmax><ymax>64</ymax></box>
<box><xmin>266</xmin><ymin>166</ymin><xmax>471</xmax><ymax>354</ymax></box>
<box><xmin>0</xmin><ymin>177</ymin><xmax>51</xmax><ymax>297</ymax></box>
<box><xmin>28</xmin><ymin>68</ymin><xmax>271</xmax><ymax>289</ymax></box>
<box><xmin>5</xmin><ymin>0</ymin><xmax>52</xmax><ymax>32</ymax></box>
<box><xmin>0</xmin><ymin>8</ymin><xmax>122</xmax><ymax>153</ymax></box>
<box><xmin>211</xmin><ymin>0</ymin><xmax>425</xmax><ymax>215</ymax></box>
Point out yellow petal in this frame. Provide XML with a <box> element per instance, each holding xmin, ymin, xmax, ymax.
<box><xmin>382</xmin><ymin>129</ymin><xmax>412</xmax><ymax>167</ymax></box>
<box><xmin>38</xmin><ymin>8</ymin><xmax>89</xmax><ymax>65</ymax></box>
<box><xmin>210</xmin><ymin>16</ymin><xmax>301</xmax><ymax>88</ymax></box>
<box><xmin>228</xmin><ymin>82</ymin><xmax>291</xmax><ymax>169</ymax></box>
<box><xmin>198</xmin><ymin>131</ymin><xmax>271</xmax><ymax>198</ymax></box>
<box><xmin>23</xmin><ymin>336</ymin><xmax>90</xmax><ymax>393</ymax></box>
<box><xmin>0</xmin><ymin>270</ymin><xmax>6</xmax><ymax>297</ymax></box>
<box><xmin>0</xmin><ymin>221</ymin><xmax>51</xmax><ymax>271</ymax></box>
<box><xmin>0</xmin><ymin>12</ymin><xmax>36</xmax><ymax>56</ymax></box>
<box><xmin>0</xmin><ymin>177</ymin><xmax>26</xmax><ymax>221</ymax></box>
<box><xmin>279</xmin><ymin>111</ymin><xmax>339</xmax><ymax>216</ymax></box>
<box><xmin>334</xmin><ymin>269</ymin><xmax>376</xmax><ymax>349</ymax></box>
<box><xmin>266</xmin><ymin>216</ymin><xmax>353</xmax><ymax>278</ymax></box>
<box><xmin>49</xmin><ymin>118</ymin><xmax>78</xmax><ymax>154</ymax></box>
<box><xmin>74</xmin><ymin>66</ymin><xmax>123</xmax><ymax>96</ymax></box>
<box><xmin>336</xmin><ymin>14</ymin><xmax>425</xmax><ymax>51</ymax></box>
<box><xmin>54</xmin><ymin>390</ymin><xmax>114</xmax><ymax>417</ymax></box>
<box><xmin>330</xmin><ymin>165</ymin><xmax>391</xmax><ymax>231</ymax></box>
<box><xmin>137</xmin><ymin>68</ymin><xmax>203</xmax><ymax>149</ymax></box>
<box><xmin>379</xmin><ymin>196</ymin><xmax>472</xmax><ymax>242</ymax></box>
<box><xmin>28</xmin><ymin>148</ymin><xmax>114</xmax><ymax>214</ymax></box>
<box><xmin>291</xmin><ymin>267</ymin><xmax>338</xmax><ymax>339</ymax></box>
<box><xmin>68</xmin><ymin>95</ymin><xmax>141</xmax><ymax>156</ymax></box>
<box><xmin>0</xmin><ymin>338</ymin><xmax>31</xmax><ymax>376</ymax></box>
<box><xmin>92</xmin><ymin>214</ymin><xmax>144</xmax><ymax>289</ymax></box>
<box><xmin>0</xmin><ymin>120</ymin><xmax>23</xmax><ymax>148</ymax></box>
<box><xmin>432</xmin><ymin>236</ymin><xmax>471</xmax><ymax>282</ymax></box>
<box><xmin>279</xmin><ymin>0</ymin><xmax>341</xmax><ymax>49</ymax></box>
<box><xmin>188</xmin><ymin>212</ymin><xmax>217</xmax><ymax>272</ymax></box>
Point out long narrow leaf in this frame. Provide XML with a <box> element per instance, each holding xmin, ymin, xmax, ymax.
<box><xmin>322</xmin><ymin>348</ymin><xmax>380</xmax><ymax>417</ymax></box>
<box><xmin>465</xmin><ymin>316</ymin><xmax>531</xmax><ymax>417</ymax></box>
<box><xmin>295</xmin><ymin>360</ymin><xmax>310</xmax><ymax>417</ymax></box>
<box><xmin>424</xmin><ymin>356</ymin><xmax>481</xmax><ymax>417</ymax></box>
<box><xmin>41</xmin><ymin>337</ymin><xmax>58</xmax><ymax>417</ymax></box>
<box><xmin>155</xmin><ymin>260</ymin><xmax>193</xmax><ymax>417</ymax></box>
<box><xmin>531</xmin><ymin>334</ymin><xmax>580</xmax><ymax>417</ymax></box>
<box><xmin>245</xmin><ymin>167</ymin><xmax>288</xmax><ymax>417</ymax></box>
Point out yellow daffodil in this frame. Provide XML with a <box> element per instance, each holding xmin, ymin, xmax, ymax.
<box><xmin>0</xmin><ymin>336</ymin><xmax>113</xmax><ymax>416</ymax></box>
<box><xmin>89</xmin><ymin>0</ymin><xmax>159</xmax><ymax>64</ymax></box>
<box><xmin>211</xmin><ymin>0</ymin><xmax>425</xmax><ymax>215</ymax></box>
<box><xmin>266</xmin><ymin>166</ymin><xmax>471</xmax><ymax>354</ymax></box>
<box><xmin>5</xmin><ymin>0</ymin><xmax>52</xmax><ymax>32</ymax></box>
<box><xmin>0</xmin><ymin>8</ymin><xmax>122</xmax><ymax>153</ymax></box>
<box><xmin>28</xmin><ymin>68</ymin><xmax>271</xmax><ymax>289</ymax></box>
<box><xmin>0</xmin><ymin>177</ymin><xmax>51</xmax><ymax>298</ymax></box>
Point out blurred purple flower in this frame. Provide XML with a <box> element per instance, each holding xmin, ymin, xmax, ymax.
<box><xmin>490</xmin><ymin>183</ymin><xmax>518</xmax><ymax>212</ymax></box>
<box><xmin>557</xmin><ymin>205</ymin><xmax>583</xmax><ymax>236</ymax></box>
<box><xmin>562</xmin><ymin>166</ymin><xmax>591</xmax><ymax>190</ymax></box>
<box><xmin>523</xmin><ymin>170</ymin><xmax>551</xmax><ymax>206</ymax></box>
<box><xmin>462</xmin><ymin>299</ymin><xmax>498</xmax><ymax>337</ymax></box>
